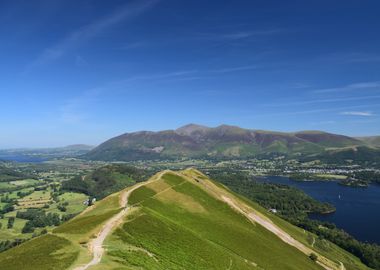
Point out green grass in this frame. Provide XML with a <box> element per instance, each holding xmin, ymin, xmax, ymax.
<box><xmin>47</xmin><ymin>192</ymin><xmax>87</xmax><ymax>215</ymax></box>
<box><xmin>9</xmin><ymin>179</ymin><xmax>40</xmax><ymax>186</ymax></box>
<box><xmin>0</xmin><ymin>216</ymin><xmax>31</xmax><ymax>240</ymax></box>
<box><xmin>54</xmin><ymin>209</ymin><xmax>119</xmax><ymax>235</ymax></box>
<box><xmin>161</xmin><ymin>172</ymin><xmax>186</xmax><ymax>186</ymax></box>
<box><xmin>0</xmin><ymin>182</ymin><xmax>13</xmax><ymax>190</ymax></box>
<box><xmin>21</xmin><ymin>190</ymin><xmax>50</xmax><ymax>201</ymax></box>
<box><xmin>128</xmin><ymin>186</ymin><xmax>156</xmax><ymax>205</ymax></box>
<box><xmin>2</xmin><ymin>187</ymin><xmax>33</xmax><ymax>200</ymax></box>
<box><xmin>104</xmin><ymin>172</ymin><xmax>324</xmax><ymax>270</ymax></box>
<box><xmin>0</xmin><ymin>234</ymin><xmax>78</xmax><ymax>270</ymax></box>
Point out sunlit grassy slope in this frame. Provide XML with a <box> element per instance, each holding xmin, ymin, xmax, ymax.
<box><xmin>95</xmin><ymin>169</ymin><xmax>370</xmax><ymax>270</ymax></box>
<box><xmin>0</xmin><ymin>169</ymin><xmax>371</xmax><ymax>270</ymax></box>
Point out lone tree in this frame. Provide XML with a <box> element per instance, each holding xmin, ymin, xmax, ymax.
<box><xmin>309</xmin><ymin>253</ymin><xmax>318</xmax><ymax>262</ymax></box>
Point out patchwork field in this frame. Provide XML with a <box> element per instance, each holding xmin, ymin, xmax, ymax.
<box><xmin>0</xmin><ymin>186</ymin><xmax>88</xmax><ymax>241</ymax></box>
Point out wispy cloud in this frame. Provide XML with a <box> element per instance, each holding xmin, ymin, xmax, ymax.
<box><xmin>192</xmin><ymin>28</ymin><xmax>288</xmax><ymax>42</ymax></box>
<box><xmin>291</xmin><ymin>82</ymin><xmax>311</xmax><ymax>89</ymax></box>
<box><xmin>323</xmin><ymin>52</ymin><xmax>380</xmax><ymax>64</ymax></box>
<box><xmin>24</xmin><ymin>0</ymin><xmax>159</xmax><ymax>72</ymax></box>
<box><xmin>313</xmin><ymin>81</ymin><xmax>380</xmax><ymax>93</ymax></box>
<box><xmin>262</xmin><ymin>94</ymin><xmax>380</xmax><ymax>107</ymax></box>
<box><xmin>219</xmin><ymin>29</ymin><xmax>284</xmax><ymax>40</ymax></box>
<box><xmin>210</xmin><ymin>65</ymin><xmax>259</xmax><ymax>73</ymax></box>
<box><xmin>60</xmin><ymin>89</ymin><xmax>102</xmax><ymax>124</ymax></box>
<box><xmin>119</xmin><ymin>41</ymin><xmax>150</xmax><ymax>50</ymax></box>
<box><xmin>243</xmin><ymin>103</ymin><xmax>380</xmax><ymax>119</ymax></box>
<box><xmin>115</xmin><ymin>65</ymin><xmax>262</xmax><ymax>84</ymax></box>
<box><xmin>310</xmin><ymin>120</ymin><xmax>336</xmax><ymax>126</ymax></box>
<box><xmin>116</xmin><ymin>70</ymin><xmax>199</xmax><ymax>84</ymax></box>
<box><xmin>340</xmin><ymin>111</ymin><xmax>374</xmax><ymax>117</ymax></box>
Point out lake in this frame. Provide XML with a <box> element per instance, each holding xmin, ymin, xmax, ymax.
<box><xmin>258</xmin><ymin>176</ymin><xmax>380</xmax><ymax>244</ymax></box>
<box><xmin>0</xmin><ymin>154</ymin><xmax>47</xmax><ymax>163</ymax></box>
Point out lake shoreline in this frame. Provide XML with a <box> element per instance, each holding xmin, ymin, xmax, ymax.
<box><xmin>258</xmin><ymin>175</ymin><xmax>380</xmax><ymax>245</ymax></box>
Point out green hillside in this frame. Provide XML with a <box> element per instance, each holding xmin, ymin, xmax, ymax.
<box><xmin>357</xmin><ymin>136</ymin><xmax>380</xmax><ymax>148</ymax></box>
<box><xmin>0</xmin><ymin>169</ymin><xmax>371</xmax><ymax>270</ymax></box>
<box><xmin>84</xmin><ymin>124</ymin><xmax>370</xmax><ymax>161</ymax></box>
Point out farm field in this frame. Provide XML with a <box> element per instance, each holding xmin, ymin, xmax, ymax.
<box><xmin>0</xmin><ymin>161</ymin><xmax>97</xmax><ymax>243</ymax></box>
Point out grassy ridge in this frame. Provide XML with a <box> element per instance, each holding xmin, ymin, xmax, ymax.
<box><xmin>102</xmin><ymin>171</ymin><xmax>324</xmax><ymax>270</ymax></box>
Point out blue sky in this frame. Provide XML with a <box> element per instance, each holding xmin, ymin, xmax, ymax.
<box><xmin>0</xmin><ymin>0</ymin><xmax>380</xmax><ymax>147</ymax></box>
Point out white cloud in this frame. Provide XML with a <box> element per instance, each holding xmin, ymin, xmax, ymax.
<box><xmin>340</xmin><ymin>111</ymin><xmax>374</xmax><ymax>116</ymax></box>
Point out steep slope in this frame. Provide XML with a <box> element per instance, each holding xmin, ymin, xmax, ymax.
<box><xmin>0</xmin><ymin>169</ymin><xmax>370</xmax><ymax>270</ymax></box>
<box><xmin>294</xmin><ymin>131</ymin><xmax>362</xmax><ymax>148</ymax></box>
<box><xmin>84</xmin><ymin>130</ymin><xmax>200</xmax><ymax>161</ymax></box>
<box><xmin>84</xmin><ymin>124</ymin><xmax>368</xmax><ymax>161</ymax></box>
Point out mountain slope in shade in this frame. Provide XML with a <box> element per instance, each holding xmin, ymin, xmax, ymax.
<box><xmin>0</xmin><ymin>169</ymin><xmax>370</xmax><ymax>270</ymax></box>
<box><xmin>84</xmin><ymin>124</ymin><xmax>370</xmax><ymax>161</ymax></box>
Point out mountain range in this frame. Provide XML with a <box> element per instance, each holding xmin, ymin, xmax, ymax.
<box><xmin>84</xmin><ymin>124</ymin><xmax>380</xmax><ymax>162</ymax></box>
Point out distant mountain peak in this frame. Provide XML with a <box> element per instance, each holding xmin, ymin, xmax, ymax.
<box><xmin>175</xmin><ymin>123</ymin><xmax>211</xmax><ymax>136</ymax></box>
<box><xmin>214</xmin><ymin>124</ymin><xmax>246</xmax><ymax>131</ymax></box>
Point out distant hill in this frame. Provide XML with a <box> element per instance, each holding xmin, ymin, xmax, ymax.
<box><xmin>59</xmin><ymin>144</ymin><xmax>95</xmax><ymax>151</ymax></box>
<box><xmin>84</xmin><ymin>124</ymin><xmax>377</xmax><ymax>162</ymax></box>
<box><xmin>0</xmin><ymin>169</ymin><xmax>370</xmax><ymax>270</ymax></box>
<box><xmin>61</xmin><ymin>164</ymin><xmax>154</xmax><ymax>199</ymax></box>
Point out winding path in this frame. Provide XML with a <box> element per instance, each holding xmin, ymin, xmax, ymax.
<box><xmin>72</xmin><ymin>182</ymin><xmax>148</xmax><ymax>270</ymax></box>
